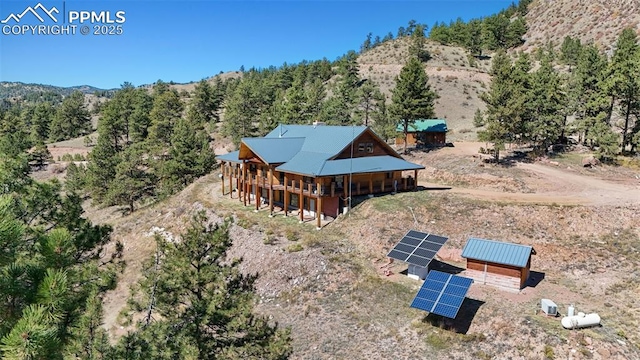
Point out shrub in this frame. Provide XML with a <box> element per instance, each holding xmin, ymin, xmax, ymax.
<box><xmin>285</xmin><ymin>229</ymin><xmax>298</xmax><ymax>242</ymax></box>
<box><xmin>287</xmin><ymin>243</ymin><xmax>303</xmax><ymax>252</ymax></box>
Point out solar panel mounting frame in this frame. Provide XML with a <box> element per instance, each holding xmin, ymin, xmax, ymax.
<box><xmin>410</xmin><ymin>270</ymin><xmax>473</xmax><ymax>319</ymax></box>
<box><xmin>387</xmin><ymin>230</ymin><xmax>449</xmax><ymax>268</ymax></box>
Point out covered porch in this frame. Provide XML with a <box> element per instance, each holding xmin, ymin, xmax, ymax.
<box><xmin>217</xmin><ymin>160</ymin><xmax>420</xmax><ymax>229</ymax></box>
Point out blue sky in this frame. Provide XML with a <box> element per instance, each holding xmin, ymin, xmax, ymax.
<box><xmin>1</xmin><ymin>1</ymin><xmax>513</xmax><ymax>89</ymax></box>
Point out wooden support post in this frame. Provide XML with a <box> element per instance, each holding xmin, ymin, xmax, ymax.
<box><xmin>316</xmin><ymin>191</ymin><xmax>322</xmax><ymax>230</ymax></box>
<box><xmin>299</xmin><ymin>179</ymin><xmax>304</xmax><ymax>222</ymax></box>
<box><xmin>229</xmin><ymin>164</ymin><xmax>233</xmax><ymax>198</ymax></box>
<box><xmin>236</xmin><ymin>165</ymin><xmax>240</xmax><ymax>200</ymax></box>
<box><xmin>221</xmin><ymin>163</ymin><xmax>225</xmax><ymax>195</ymax></box>
<box><xmin>369</xmin><ymin>174</ymin><xmax>373</xmax><ymax>194</ymax></box>
<box><xmin>357</xmin><ymin>182</ymin><xmax>360</xmax><ymax>195</ymax></box>
<box><xmin>255</xmin><ymin>174</ymin><xmax>259</xmax><ymax>211</ymax></box>
<box><xmin>284</xmin><ymin>174</ymin><xmax>288</xmax><ymax>216</ymax></box>
<box><xmin>269</xmin><ymin>168</ymin><xmax>274</xmax><ymax>216</ymax></box>
<box><xmin>243</xmin><ymin>162</ymin><xmax>248</xmax><ymax>205</ymax></box>
<box><xmin>343</xmin><ymin>175</ymin><xmax>348</xmax><ymax>198</ymax></box>
<box><xmin>413</xmin><ymin>170</ymin><xmax>418</xmax><ymax>190</ymax></box>
<box><xmin>331</xmin><ymin>182</ymin><xmax>335</xmax><ymax>197</ymax></box>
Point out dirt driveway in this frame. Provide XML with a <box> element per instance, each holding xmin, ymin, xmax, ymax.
<box><xmin>415</xmin><ymin>142</ymin><xmax>640</xmax><ymax>206</ymax></box>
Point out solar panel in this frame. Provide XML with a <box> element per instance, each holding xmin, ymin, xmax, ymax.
<box><xmin>387</xmin><ymin>230</ymin><xmax>449</xmax><ymax>267</ymax></box>
<box><xmin>410</xmin><ymin>270</ymin><xmax>473</xmax><ymax>319</ymax></box>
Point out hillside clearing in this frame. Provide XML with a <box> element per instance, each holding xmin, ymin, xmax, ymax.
<box><xmin>70</xmin><ymin>140</ymin><xmax>640</xmax><ymax>359</ymax></box>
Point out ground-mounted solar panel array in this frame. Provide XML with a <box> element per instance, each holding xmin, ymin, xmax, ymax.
<box><xmin>387</xmin><ymin>230</ymin><xmax>449</xmax><ymax>267</ymax></box>
<box><xmin>410</xmin><ymin>270</ymin><xmax>473</xmax><ymax>319</ymax></box>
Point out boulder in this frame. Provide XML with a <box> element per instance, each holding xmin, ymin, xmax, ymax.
<box><xmin>582</xmin><ymin>156</ymin><xmax>600</xmax><ymax>167</ymax></box>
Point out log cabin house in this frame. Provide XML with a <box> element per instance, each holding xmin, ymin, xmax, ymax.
<box><xmin>461</xmin><ymin>237</ymin><xmax>536</xmax><ymax>291</ymax></box>
<box><xmin>395</xmin><ymin>119</ymin><xmax>448</xmax><ymax>148</ymax></box>
<box><xmin>217</xmin><ymin>124</ymin><xmax>425</xmax><ymax>228</ymax></box>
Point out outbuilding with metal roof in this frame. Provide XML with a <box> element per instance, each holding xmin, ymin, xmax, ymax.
<box><xmin>461</xmin><ymin>238</ymin><xmax>536</xmax><ymax>291</ymax></box>
<box><xmin>395</xmin><ymin>119</ymin><xmax>448</xmax><ymax>148</ymax></box>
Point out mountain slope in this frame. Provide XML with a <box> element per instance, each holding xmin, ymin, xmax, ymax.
<box><xmin>523</xmin><ymin>0</ymin><xmax>640</xmax><ymax>52</ymax></box>
<box><xmin>358</xmin><ymin>37</ymin><xmax>491</xmax><ymax>141</ymax></box>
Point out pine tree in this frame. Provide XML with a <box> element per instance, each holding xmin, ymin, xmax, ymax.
<box><xmin>187</xmin><ymin>79</ymin><xmax>222</xmax><ymax>126</ymax></box>
<box><xmin>49</xmin><ymin>91</ymin><xmax>91</xmax><ymax>142</ymax></box>
<box><xmin>505</xmin><ymin>17</ymin><xmax>527</xmax><ymax>48</ymax></box>
<box><xmin>30</xmin><ymin>102</ymin><xmax>55</xmax><ymax>143</ymax></box>
<box><xmin>604</xmin><ymin>28</ymin><xmax>640</xmax><ymax>152</ymax></box>
<box><xmin>473</xmin><ymin>108</ymin><xmax>485</xmax><ymax>127</ymax></box>
<box><xmin>223</xmin><ymin>79</ymin><xmax>259</xmax><ymax>145</ymax></box>
<box><xmin>106</xmin><ymin>143</ymin><xmax>156</xmax><ymax>213</ymax></box>
<box><xmin>429</xmin><ymin>22</ymin><xmax>450</xmax><ymax>45</ymax></box>
<box><xmin>526</xmin><ymin>52</ymin><xmax>566</xmax><ymax>150</ymax></box>
<box><xmin>390</xmin><ymin>57</ymin><xmax>438</xmax><ymax>153</ymax></box>
<box><xmin>149</xmin><ymin>89</ymin><xmax>184</xmax><ymax>147</ymax></box>
<box><xmin>282</xmin><ymin>74</ymin><xmax>308</xmax><ymax>124</ymax></box>
<box><xmin>0</xmin><ymin>150</ymin><xmax>118</xmax><ymax>359</ymax></box>
<box><xmin>305</xmin><ymin>78</ymin><xmax>326</xmax><ymax>123</ymax></box>
<box><xmin>570</xmin><ymin>43</ymin><xmax>609</xmax><ymax>145</ymax></box>
<box><xmin>467</xmin><ymin>19</ymin><xmax>484</xmax><ymax>56</ymax></box>
<box><xmin>355</xmin><ymin>80</ymin><xmax>384</xmax><ymax>126</ymax></box>
<box><xmin>371</xmin><ymin>94</ymin><xmax>396</xmax><ymax>141</ymax></box>
<box><xmin>65</xmin><ymin>290</ymin><xmax>112</xmax><ymax>359</ymax></box>
<box><xmin>120</xmin><ymin>213</ymin><xmax>293</xmax><ymax>359</ymax></box>
<box><xmin>130</xmin><ymin>88</ymin><xmax>154</xmax><ymax>143</ymax></box>
<box><xmin>332</xmin><ymin>51</ymin><xmax>361</xmax><ymax>124</ymax></box>
<box><xmin>85</xmin><ymin>134</ymin><xmax>119</xmax><ymax>204</ymax></box>
<box><xmin>64</xmin><ymin>162</ymin><xmax>87</xmax><ymax>193</ymax></box>
<box><xmin>478</xmin><ymin>50</ymin><xmax>520</xmax><ymax>161</ymax></box>
<box><xmin>28</xmin><ymin>142</ymin><xmax>52</xmax><ymax>171</ymax></box>
<box><xmin>360</xmin><ymin>32</ymin><xmax>373</xmax><ymax>53</ymax></box>
<box><xmin>1</xmin><ymin>110</ymin><xmax>33</xmax><ymax>156</ymax></box>
<box><xmin>99</xmin><ymin>90</ymin><xmax>128</xmax><ymax>152</ymax></box>
<box><xmin>408</xmin><ymin>24</ymin><xmax>430</xmax><ymax>62</ymax></box>
<box><xmin>560</xmin><ymin>36</ymin><xmax>582</xmax><ymax>68</ymax></box>
<box><xmin>159</xmin><ymin>119</ymin><xmax>216</xmax><ymax>194</ymax></box>
<box><xmin>482</xmin><ymin>14</ymin><xmax>511</xmax><ymax>50</ymax></box>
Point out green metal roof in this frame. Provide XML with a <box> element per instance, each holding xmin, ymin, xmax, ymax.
<box><xmin>461</xmin><ymin>238</ymin><xmax>534</xmax><ymax>268</ymax></box>
<box><xmin>276</xmin><ymin>154</ymin><xmax>424</xmax><ymax>177</ymax></box>
<box><xmin>220</xmin><ymin>124</ymin><xmax>424</xmax><ymax>177</ymax></box>
<box><xmin>396</xmin><ymin>119</ymin><xmax>448</xmax><ymax>133</ymax></box>
<box><xmin>217</xmin><ymin>150</ymin><xmax>241</xmax><ymax>163</ymax></box>
<box><xmin>274</xmin><ymin>151</ymin><xmax>328</xmax><ymax>176</ymax></box>
<box><xmin>266</xmin><ymin>124</ymin><xmax>368</xmax><ymax>155</ymax></box>
<box><xmin>315</xmin><ymin>156</ymin><xmax>424</xmax><ymax>176</ymax></box>
<box><xmin>242</xmin><ymin>137</ymin><xmax>305</xmax><ymax>164</ymax></box>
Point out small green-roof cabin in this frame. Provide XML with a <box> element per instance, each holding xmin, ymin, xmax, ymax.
<box><xmin>395</xmin><ymin>119</ymin><xmax>448</xmax><ymax>148</ymax></box>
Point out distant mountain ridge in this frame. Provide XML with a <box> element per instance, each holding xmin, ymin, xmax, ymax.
<box><xmin>0</xmin><ymin>81</ymin><xmax>115</xmax><ymax>100</ymax></box>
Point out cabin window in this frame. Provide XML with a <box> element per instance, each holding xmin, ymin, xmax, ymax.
<box><xmin>366</xmin><ymin>143</ymin><xmax>374</xmax><ymax>153</ymax></box>
<box><xmin>358</xmin><ymin>143</ymin><xmax>365</xmax><ymax>152</ymax></box>
<box><xmin>386</xmin><ymin>172</ymin><xmax>393</xmax><ymax>179</ymax></box>
<box><xmin>278</xmin><ymin>172</ymin><xmax>285</xmax><ymax>185</ymax></box>
<box><xmin>303</xmin><ymin>176</ymin><xmax>313</xmax><ymax>184</ymax></box>
<box><xmin>290</xmin><ymin>193</ymin><xmax>299</xmax><ymax>206</ymax></box>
